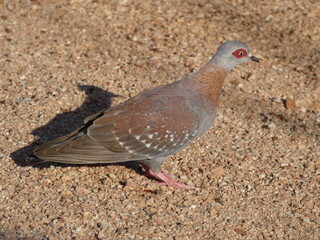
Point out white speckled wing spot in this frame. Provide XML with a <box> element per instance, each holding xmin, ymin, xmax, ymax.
<box><xmin>135</xmin><ymin>135</ymin><xmax>141</xmax><ymax>141</ymax></box>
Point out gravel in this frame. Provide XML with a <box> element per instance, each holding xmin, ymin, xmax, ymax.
<box><xmin>1</xmin><ymin>0</ymin><xmax>319</xmax><ymax>239</ymax></box>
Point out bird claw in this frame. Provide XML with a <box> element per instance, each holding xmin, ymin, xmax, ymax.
<box><xmin>139</xmin><ymin>163</ymin><xmax>193</xmax><ymax>190</ymax></box>
<box><xmin>156</xmin><ymin>180</ymin><xmax>194</xmax><ymax>189</ymax></box>
<box><xmin>142</xmin><ymin>172</ymin><xmax>175</xmax><ymax>179</ymax></box>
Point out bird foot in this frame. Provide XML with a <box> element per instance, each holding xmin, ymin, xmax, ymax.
<box><xmin>142</xmin><ymin>172</ymin><xmax>174</xmax><ymax>179</ymax></box>
<box><xmin>140</xmin><ymin>163</ymin><xmax>193</xmax><ymax>190</ymax></box>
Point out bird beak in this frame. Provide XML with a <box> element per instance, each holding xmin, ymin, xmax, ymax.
<box><xmin>250</xmin><ymin>55</ymin><xmax>260</xmax><ymax>62</ymax></box>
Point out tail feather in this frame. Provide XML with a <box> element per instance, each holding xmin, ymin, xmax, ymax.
<box><xmin>32</xmin><ymin>126</ymin><xmax>131</xmax><ymax>165</ymax></box>
<box><xmin>34</xmin><ymin>126</ymin><xmax>85</xmax><ymax>153</ymax></box>
<box><xmin>26</xmin><ymin>155</ymin><xmax>46</xmax><ymax>165</ymax></box>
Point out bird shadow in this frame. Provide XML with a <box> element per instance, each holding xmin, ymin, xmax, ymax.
<box><xmin>10</xmin><ymin>84</ymin><xmax>143</xmax><ymax>175</ymax></box>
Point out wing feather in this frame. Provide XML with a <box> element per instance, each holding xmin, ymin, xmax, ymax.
<box><xmin>33</xmin><ymin>89</ymin><xmax>202</xmax><ymax>165</ymax></box>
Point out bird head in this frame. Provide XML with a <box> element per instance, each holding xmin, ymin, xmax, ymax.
<box><xmin>211</xmin><ymin>40</ymin><xmax>259</xmax><ymax>71</ymax></box>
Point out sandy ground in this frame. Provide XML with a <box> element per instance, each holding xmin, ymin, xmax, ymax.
<box><xmin>1</xmin><ymin>0</ymin><xmax>319</xmax><ymax>239</ymax></box>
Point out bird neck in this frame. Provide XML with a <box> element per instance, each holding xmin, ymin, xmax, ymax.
<box><xmin>182</xmin><ymin>63</ymin><xmax>228</xmax><ymax>110</ymax></box>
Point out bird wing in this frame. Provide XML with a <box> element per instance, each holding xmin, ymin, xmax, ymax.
<box><xmin>33</xmin><ymin>89</ymin><xmax>201</xmax><ymax>164</ymax></box>
<box><xmin>88</xmin><ymin>94</ymin><xmax>200</xmax><ymax>160</ymax></box>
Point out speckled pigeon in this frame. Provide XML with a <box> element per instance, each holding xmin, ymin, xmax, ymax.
<box><xmin>32</xmin><ymin>40</ymin><xmax>259</xmax><ymax>189</ymax></box>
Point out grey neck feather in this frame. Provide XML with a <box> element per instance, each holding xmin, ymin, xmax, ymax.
<box><xmin>209</xmin><ymin>55</ymin><xmax>235</xmax><ymax>71</ymax></box>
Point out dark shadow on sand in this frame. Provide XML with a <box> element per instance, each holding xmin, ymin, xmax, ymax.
<box><xmin>10</xmin><ymin>85</ymin><xmax>142</xmax><ymax>174</ymax></box>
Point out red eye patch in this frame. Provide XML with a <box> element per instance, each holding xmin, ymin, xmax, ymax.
<box><xmin>232</xmin><ymin>48</ymin><xmax>248</xmax><ymax>58</ymax></box>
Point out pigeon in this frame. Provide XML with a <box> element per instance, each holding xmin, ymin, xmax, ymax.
<box><xmin>32</xmin><ymin>40</ymin><xmax>259</xmax><ymax>189</ymax></box>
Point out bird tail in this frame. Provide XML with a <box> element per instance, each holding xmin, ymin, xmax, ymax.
<box><xmin>30</xmin><ymin>126</ymin><xmax>86</xmax><ymax>164</ymax></box>
<box><xmin>26</xmin><ymin>155</ymin><xmax>46</xmax><ymax>165</ymax></box>
<box><xmin>30</xmin><ymin>124</ymin><xmax>130</xmax><ymax>165</ymax></box>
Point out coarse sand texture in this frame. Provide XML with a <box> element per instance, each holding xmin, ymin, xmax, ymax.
<box><xmin>1</xmin><ymin>0</ymin><xmax>319</xmax><ymax>239</ymax></box>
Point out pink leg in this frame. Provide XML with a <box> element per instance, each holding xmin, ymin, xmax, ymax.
<box><xmin>140</xmin><ymin>163</ymin><xmax>193</xmax><ymax>190</ymax></box>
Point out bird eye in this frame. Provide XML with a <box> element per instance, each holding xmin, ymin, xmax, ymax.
<box><xmin>232</xmin><ymin>48</ymin><xmax>247</xmax><ymax>58</ymax></box>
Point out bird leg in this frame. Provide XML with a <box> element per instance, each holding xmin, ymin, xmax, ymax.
<box><xmin>139</xmin><ymin>163</ymin><xmax>193</xmax><ymax>190</ymax></box>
